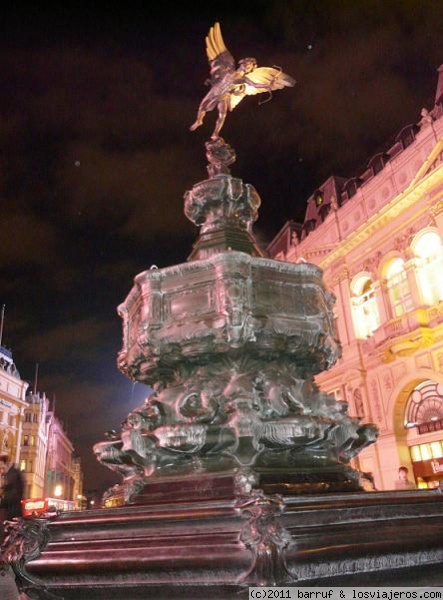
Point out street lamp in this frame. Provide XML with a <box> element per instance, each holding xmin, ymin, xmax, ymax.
<box><xmin>54</xmin><ymin>484</ymin><xmax>63</xmax><ymax>497</ymax></box>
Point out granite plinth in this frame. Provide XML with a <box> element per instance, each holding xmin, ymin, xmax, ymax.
<box><xmin>9</xmin><ymin>489</ymin><xmax>443</xmax><ymax>599</ymax></box>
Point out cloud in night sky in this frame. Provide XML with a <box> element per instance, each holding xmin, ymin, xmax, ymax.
<box><xmin>0</xmin><ymin>1</ymin><xmax>442</xmax><ymax>492</ymax></box>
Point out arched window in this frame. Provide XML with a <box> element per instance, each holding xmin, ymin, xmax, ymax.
<box><xmin>385</xmin><ymin>258</ymin><xmax>413</xmax><ymax>317</ymax></box>
<box><xmin>413</xmin><ymin>230</ymin><xmax>443</xmax><ymax>306</ymax></box>
<box><xmin>405</xmin><ymin>380</ymin><xmax>443</xmax><ymax>429</ymax></box>
<box><xmin>351</xmin><ymin>275</ymin><xmax>380</xmax><ymax>338</ymax></box>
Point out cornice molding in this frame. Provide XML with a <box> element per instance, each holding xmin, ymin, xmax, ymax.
<box><xmin>320</xmin><ymin>157</ymin><xmax>443</xmax><ymax>271</ymax></box>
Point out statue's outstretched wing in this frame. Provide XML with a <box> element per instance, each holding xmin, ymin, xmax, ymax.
<box><xmin>229</xmin><ymin>67</ymin><xmax>296</xmax><ymax>110</ymax></box>
<box><xmin>205</xmin><ymin>22</ymin><xmax>235</xmax><ymax>82</ymax></box>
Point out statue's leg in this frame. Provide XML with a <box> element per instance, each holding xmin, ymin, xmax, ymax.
<box><xmin>213</xmin><ymin>101</ymin><xmax>228</xmax><ymax>138</ymax></box>
<box><xmin>190</xmin><ymin>110</ymin><xmax>206</xmax><ymax>131</ymax></box>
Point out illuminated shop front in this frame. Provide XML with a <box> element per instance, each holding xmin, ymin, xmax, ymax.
<box><xmin>405</xmin><ymin>380</ymin><xmax>443</xmax><ymax>488</ymax></box>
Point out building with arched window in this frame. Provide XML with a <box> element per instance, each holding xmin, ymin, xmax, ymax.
<box><xmin>412</xmin><ymin>230</ymin><xmax>443</xmax><ymax>305</ymax></box>
<box><xmin>384</xmin><ymin>257</ymin><xmax>414</xmax><ymax>318</ymax></box>
<box><xmin>269</xmin><ymin>65</ymin><xmax>443</xmax><ymax>490</ymax></box>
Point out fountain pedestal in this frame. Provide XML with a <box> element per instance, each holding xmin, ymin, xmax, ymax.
<box><xmin>92</xmin><ymin>138</ymin><xmax>376</xmax><ymax>507</ymax></box>
<box><xmin>4</xmin><ymin>140</ymin><xmax>443</xmax><ymax>598</ymax></box>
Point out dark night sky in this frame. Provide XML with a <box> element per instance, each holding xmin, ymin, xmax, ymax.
<box><xmin>1</xmin><ymin>1</ymin><xmax>443</xmax><ymax>493</ymax></box>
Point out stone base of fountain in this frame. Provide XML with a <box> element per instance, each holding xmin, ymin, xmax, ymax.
<box><xmin>128</xmin><ymin>466</ymin><xmax>361</xmax><ymax>506</ymax></box>
<box><xmin>5</xmin><ymin>488</ymin><xmax>443</xmax><ymax>599</ymax></box>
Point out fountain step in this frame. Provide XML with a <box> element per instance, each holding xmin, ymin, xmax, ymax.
<box><xmin>8</xmin><ymin>489</ymin><xmax>443</xmax><ymax>599</ymax></box>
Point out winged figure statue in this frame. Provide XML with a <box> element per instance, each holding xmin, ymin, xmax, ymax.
<box><xmin>190</xmin><ymin>22</ymin><xmax>295</xmax><ymax>139</ymax></box>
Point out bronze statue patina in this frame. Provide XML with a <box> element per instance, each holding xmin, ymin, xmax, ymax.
<box><xmin>92</xmin><ymin>21</ymin><xmax>377</xmax><ymax>507</ymax></box>
<box><xmin>190</xmin><ymin>22</ymin><xmax>295</xmax><ymax>138</ymax></box>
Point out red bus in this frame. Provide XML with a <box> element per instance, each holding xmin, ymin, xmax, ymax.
<box><xmin>21</xmin><ymin>497</ymin><xmax>75</xmax><ymax>517</ymax></box>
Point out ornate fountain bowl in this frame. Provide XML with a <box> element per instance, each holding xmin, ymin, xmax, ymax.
<box><xmin>118</xmin><ymin>251</ymin><xmax>340</xmax><ymax>386</ymax></box>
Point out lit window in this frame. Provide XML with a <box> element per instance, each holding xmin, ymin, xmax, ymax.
<box><xmin>410</xmin><ymin>445</ymin><xmax>421</xmax><ymax>462</ymax></box>
<box><xmin>410</xmin><ymin>442</ymin><xmax>443</xmax><ymax>462</ymax></box>
<box><xmin>23</xmin><ymin>435</ymin><xmax>29</xmax><ymax>446</ymax></box>
<box><xmin>385</xmin><ymin>258</ymin><xmax>413</xmax><ymax>317</ymax></box>
<box><xmin>420</xmin><ymin>444</ymin><xmax>431</xmax><ymax>461</ymax></box>
<box><xmin>20</xmin><ymin>459</ymin><xmax>26</xmax><ymax>472</ymax></box>
<box><xmin>351</xmin><ymin>275</ymin><xmax>380</xmax><ymax>338</ymax></box>
<box><xmin>413</xmin><ymin>230</ymin><xmax>443</xmax><ymax>305</ymax></box>
<box><xmin>430</xmin><ymin>441</ymin><xmax>443</xmax><ymax>459</ymax></box>
<box><xmin>30</xmin><ymin>435</ymin><xmax>36</xmax><ymax>446</ymax></box>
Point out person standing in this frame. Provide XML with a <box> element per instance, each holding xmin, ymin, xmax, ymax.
<box><xmin>395</xmin><ymin>466</ymin><xmax>416</xmax><ymax>490</ymax></box>
<box><xmin>0</xmin><ymin>454</ymin><xmax>24</xmax><ymax>523</ymax></box>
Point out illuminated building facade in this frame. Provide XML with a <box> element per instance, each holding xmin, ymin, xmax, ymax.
<box><xmin>0</xmin><ymin>346</ymin><xmax>28</xmax><ymax>464</ymax></box>
<box><xmin>269</xmin><ymin>66</ymin><xmax>443</xmax><ymax>491</ymax></box>
<box><xmin>0</xmin><ymin>342</ymin><xmax>82</xmax><ymax>503</ymax></box>
<box><xmin>20</xmin><ymin>392</ymin><xmax>52</xmax><ymax>499</ymax></box>
<box><xmin>20</xmin><ymin>393</ymin><xmax>82</xmax><ymax>504</ymax></box>
<box><xmin>45</xmin><ymin>414</ymin><xmax>76</xmax><ymax>501</ymax></box>
<box><xmin>71</xmin><ymin>454</ymin><xmax>84</xmax><ymax>509</ymax></box>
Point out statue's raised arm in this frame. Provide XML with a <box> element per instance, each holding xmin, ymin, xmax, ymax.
<box><xmin>190</xmin><ymin>22</ymin><xmax>295</xmax><ymax>139</ymax></box>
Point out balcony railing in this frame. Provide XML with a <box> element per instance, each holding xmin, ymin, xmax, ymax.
<box><xmin>373</xmin><ymin>303</ymin><xmax>443</xmax><ymax>349</ymax></box>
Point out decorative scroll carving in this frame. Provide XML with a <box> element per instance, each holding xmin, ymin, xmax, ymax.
<box><xmin>236</xmin><ymin>491</ymin><xmax>295</xmax><ymax>586</ymax></box>
<box><xmin>382</xmin><ymin>370</ymin><xmax>393</xmax><ymax>392</ymax></box>
<box><xmin>362</xmin><ymin>250</ymin><xmax>383</xmax><ymax>276</ymax></box>
<box><xmin>393</xmin><ymin>227</ymin><xmax>415</xmax><ymax>253</ymax></box>
<box><xmin>334</xmin><ymin>267</ymin><xmax>349</xmax><ymax>284</ymax></box>
<box><xmin>184</xmin><ymin>165</ymin><xmax>261</xmax><ymax>232</ymax></box>
<box><xmin>1</xmin><ymin>517</ymin><xmax>62</xmax><ymax>600</ymax></box>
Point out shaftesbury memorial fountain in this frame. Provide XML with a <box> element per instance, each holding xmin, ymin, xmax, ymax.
<box><xmin>3</xmin><ymin>23</ymin><xmax>443</xmax><ymax>600</ymax></box>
